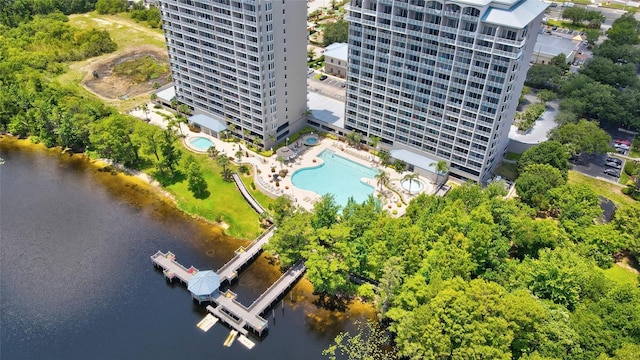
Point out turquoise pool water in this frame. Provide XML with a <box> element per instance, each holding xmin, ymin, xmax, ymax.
<box><xmin>292</xmin><ymin>150</ymin><xmax>378</xmax><ymax>207</ymax></box>
<box><xmin>304</xmin><ymin>137</ymin><xmax>319</xmax><ymax>146</ymax></box>
<box><xmin>189</xmin><ymin>137</ymin><xmax>213</xmax><ymax>151</ymax></box>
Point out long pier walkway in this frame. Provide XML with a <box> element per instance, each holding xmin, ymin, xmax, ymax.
<box><xmin>206</xmin><ymin>260</ymin><xmax>306</xmax><ymax>336</ymax></box>
<box><xmin>150</xmin><ymin>251</ymin><xmax>198</xmax><ymax>283</ymax></box>
<box><xmin>232</xmin><ymin>173</ymin><xmax>266</xmax><ymax>215</ymax></box>
<box><xmin>216</xmin><ymin>226</ymin><xmax>275</xmax><ymax>284</ymax></box>
<box><xmin>151</xmin><ymin>228</ymin><xmax>306</xmax><ymax>337</ymax></box>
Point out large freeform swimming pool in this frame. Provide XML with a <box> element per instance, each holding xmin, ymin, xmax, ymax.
<box><xmin>292</xmin><ymin>150</ymin><xmax>378</xmax><ymax>207</ymax></box>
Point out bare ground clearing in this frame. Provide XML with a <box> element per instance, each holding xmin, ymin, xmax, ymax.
<box><xmin>78</xmin><ymin>44</ymin><xmax>170</xmax><ymax>101</ymax></box>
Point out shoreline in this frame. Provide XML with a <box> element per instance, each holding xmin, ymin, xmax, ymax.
<box><xmin>0</xmin><ymin>135</ymin><xmax>232</xmax><ymax>232</ymax></box>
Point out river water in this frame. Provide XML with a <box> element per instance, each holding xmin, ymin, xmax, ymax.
<box><xmin>0</xmin><ymin>139</ymin><xmax>370</xmax><ymax>360</ymax></box>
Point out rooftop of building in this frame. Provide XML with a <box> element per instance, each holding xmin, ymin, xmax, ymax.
<box><xmin>534</xmin><ymin>32</ymin><xmax>579</xmax><ymax>57</ymax></box>
<box><xmin>323</xmin><ymin>42</ymin><xmax>348</xmax><ymax>62</ymax></box>
<box><xmin>483</xmin><ymin>0</ymin><xmax>548</xmax><ymax>28</ymax></box>
<box><xmin>307</xmin><ymin>91</ymin><xmax>345</xmax><ymax>128</ymax></box>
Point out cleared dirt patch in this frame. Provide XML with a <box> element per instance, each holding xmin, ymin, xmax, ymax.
<box><xmin>81</xmin><ymin>45</ymin><xmax>170</xmax><ymax>100</ymax></box>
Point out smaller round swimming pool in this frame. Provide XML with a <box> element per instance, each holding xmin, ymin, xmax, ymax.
<box><xmin>304</xmin><ymin>136</ymin><xmax>320</xmax><ymax>146</ymax></box>
<box><xmin>189</xmin><ymin>137</ymin><xmax>213</xmax><ymax>151</ymax></box>
<box><xmin>401</xmin><ymin>179</ymin><xmax>424</xmax><ymax>193</ymax></box>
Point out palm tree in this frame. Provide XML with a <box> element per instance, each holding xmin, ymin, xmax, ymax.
<box><xmin>228</xmin><ymin>123</ymin><xmax>237</xmax><ymax>140</ymax></box>
<box><xmin>378</xmin><ymin>150</ymin><xmax>391</xmax><ymax>166</ymax></box>
<box><xmin>276</xmin><ymin>155</ymin><xmax>285</xmax><ymax>170</ymax></box>
<box><xmin>369</xmin><ymin>135</ymin><xmax>381</xmax><ymax>153</ymax></box>
<box><xmin>140</xmin><ymin>103</ymin><xmax>149</xmax><ymax>121</ymax></box>
<box><xmin>216</xmin><ymin>155</ymin><xmax>233</xmax><ymax>181</ymax></box>
<box><xmin>207</xmin><ymin>145</ymin><xmax>220</xmax><ymax>159</ymax></box>
<box><xmin>177</xmin><ymin>104</ymin><xmax>191</xmax><ymax>118</ymax></box>
<box><xmin>170</xmin><ymin>99</ymin><xmax>178</xmax><ymax>110</ymax></box>
<box><xmin>402</xmin><ymin>173</ymin><xmax>420</xmax><ymax>194</ymax></box>
<box><xmin>235</xmin><ymin>149</ymin><xmax>243</xmax><ymax>162</ymax></box>
<box><xmin>375</xmin><ymin>171</ymin><xmax>390</xmax><ymax>192</ymax></box>
<box><xmin>353</xmin><ymin>132</ymin><xmax>363</xmax><ymax>149</ymax></box>
<box><xmin>243</xmin><ymin>129</ymin><xmax>251</xmax><ymax>144</ymax></box>
<box><xmin>430</xmin><ymin>160</ymin><xmax>449</xmax><ymax>185</ymax></box>
<box><xmin>150</xmin><ymin>93</ymin><xmax>158</xmax><ymax>104</ymax></box>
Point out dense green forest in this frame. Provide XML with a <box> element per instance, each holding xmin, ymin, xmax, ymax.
<box><xmin>525</xmin><ymin>13</ymin><xmax>640</xmax><ymax>130</ymax></box>
<box><xmin>272</xmin><ymin>181</ymin><xmax>640</xmax><ymax>359</ymax></box>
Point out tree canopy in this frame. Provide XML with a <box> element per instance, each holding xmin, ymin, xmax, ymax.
<box><xmin>323</xmin><ymin>19</ymin><xmax>349</xmax><ymax>47</ymax></box>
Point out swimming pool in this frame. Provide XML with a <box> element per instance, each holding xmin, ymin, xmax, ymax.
<box><xmin>189</xmin><ymin>137</ymin><xmax>213</xmax><ymax>151</ymax></box>
<box><xmin>304</xmin><ymin>136</ymin><xmax>319</xmax><ymax>146</ymax></box>
<box><xmin>292</xmin><ymin>150</ymin><xmax>378</xmax><ymax>207</ymax></box>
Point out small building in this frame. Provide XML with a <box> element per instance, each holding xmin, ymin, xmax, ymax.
<box><xmin>188</xmin><ymin>113</ymin><xmax>227</xmax><ymax>139</ymax></box>
<box><xmin>531</xmin><ymin>32</ymin><xmax>580</xmax><ymax>64</ymax></box>
<box><xmin>323</xmin><ymin>42</ymin><xmax>348</xmax><ymax>78</ymax></box>
<box><xmin>154</xmin><ymin>85</ymin><xmax>176</xmax><ymax>108</ymax></box>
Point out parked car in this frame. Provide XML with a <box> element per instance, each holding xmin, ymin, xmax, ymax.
<box><xmin>549</xmin><ymin>2</ymin><xmax>558</xmax><ymax>7</ymax></box>
<box><xmin>551</xmin><ymin>25</ymin><xmax>558</xmax><ymax>30</ymax></box>
<box><xmin>615</xmin><ymin>143</ymin><xmax>630</xmax><ymax>150</ymax></box>
<box><xmin>307</xmin><ymin>68</ymin><xmax>314</xmax><ymax>75</ymax></box>
<box><xmin>319</xmin><ymin>75</ymin><xmax>328</xmax><ymax>81</ymax></box>
<box><xmin>606</xmin><ymin>157</ymin><xmax>622</xmax><ymax>165</ymax></box>
<box><xmin>615</xmin><ymin>139</ymin><xmax>632</xmax><ymax>146</ymax></box>
<box><xmin>606</xmin><ymin>162</ymin><xmax>622</xmax><ymax>169</ymax></box>
<box><xmin>604</xmin><ymin>168</ymin><xmax>620</xmax><ymax>177</ymax></box>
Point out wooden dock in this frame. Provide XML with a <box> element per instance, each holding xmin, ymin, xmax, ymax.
<box><xmin>216</xmin><ymin>226</ymin><xmax>275</xmax><ymax>284</ymax></box>
<box><xmin>151</xmin><ymin>229</ymin><xmax>306</xmax><ymax>338</ymax></box>
<box><xmin>150</xmin><ymin>251</ymin><xmax>198</xmax><ymax>283</ymax></box>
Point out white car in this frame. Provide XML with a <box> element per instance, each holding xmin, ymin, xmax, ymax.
<box><xmin>307</xmin><ymin>68</ymin><xmax>314</xmax><ymax>75</ymax></box>
<box><xmin>615</xmin><ymin>143</ymin><xmax>630</xmax><ymax>150</ymax></box>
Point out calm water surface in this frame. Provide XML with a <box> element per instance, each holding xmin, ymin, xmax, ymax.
<box><xmin>0</xmin><ymin>139</ymin><xmax>369</xmax><ymax>360</ymax></box>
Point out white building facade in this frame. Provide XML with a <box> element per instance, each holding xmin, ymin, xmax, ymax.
<box><xmin>157</xmin><ymin>0</ymin><xmax>307</xmax><ymax>148</ymax></box>
<box><xmin>344</xmin><ymin>0</ymin><xmax>547</xmax><ymax>182</ymax></box>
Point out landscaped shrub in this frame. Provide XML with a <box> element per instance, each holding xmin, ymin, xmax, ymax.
<box><xmin>624</xmin><ymin>161</ymin><xmax>637</xmax><ymax>176</ymax></box>
<box><xmin>516</xmin><ymin>103</ymin><xmax>546</xmax><ymax>132</ymax></box>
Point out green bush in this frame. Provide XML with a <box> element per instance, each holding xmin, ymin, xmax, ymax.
<box><xmin>624</xmin><ymin>161</ymin><xmax>637</xmax><ymax>176</ymax></box>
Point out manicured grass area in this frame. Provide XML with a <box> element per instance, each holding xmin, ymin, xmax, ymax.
<box><xmin>629</xmin><ymin>149</ymin><xmax>640</xmax><ymax>159</ymax></box>
<box><xmin>495</xmin><ymin>162</ymin><xmax>518</xmax><ymax>181</ymax></box>
<box><xmin>619</xmin><ymin>171</ymin><xmax>630</xmax><ymax>185</ymax></box>
<box><xmin>160</xmin><ymin>147</ymin><xmax>264</xmax><ymax>240</ymax></box>
<box><xmin>545</xmin><ymin>20</ymin><xmax>588</xmax><ymax>32</ymax></box>
<box><xmin>568</xmin><ymin>171</ymin><xmax>637</xmax><ymax>208</ymax></box>
<box><xmin>238</xmin><ymin>170</ymin><xmax>277</xmax><ymax>214</ymax></box>
<box><xmin>505</xmin><ymin>152</ymin><xmax>521</xmax><ymax>161</ymax></box>
<box><xmin>603</xmin><ymin>264</ymin><xmax>639</xmax><ymax>287</ymax></box>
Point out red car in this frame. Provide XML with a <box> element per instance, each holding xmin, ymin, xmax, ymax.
<box><xmin>615</xmin><ymin>139</ymin><xmax>632</xmax><ymax>146</ymax></box>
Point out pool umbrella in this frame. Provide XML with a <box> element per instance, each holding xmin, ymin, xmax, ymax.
<box><xmin>276</xmin><ymin>146</ymin><xmax>294</xmax><ymax>160</ymax></box>
<box><xmin>187</xmin><ymin>270</ymin><xmax>220</xmax><ymax>296</ymax></box>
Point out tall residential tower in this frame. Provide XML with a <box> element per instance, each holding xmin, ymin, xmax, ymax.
<box><xmin>345</xmin><ymin>0</ymin><xmax>547</xmax><ymax>182</ymax></box>
<box><xmin>158</xmin><ymin>0</ymin><xmax>307</xmax><ymax>148</ymax></box>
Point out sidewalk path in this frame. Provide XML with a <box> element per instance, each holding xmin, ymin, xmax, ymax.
<box><xmin>129</xmin><ymin>103</ymin><xmax>436</xmax><ymax>215</ymax></box>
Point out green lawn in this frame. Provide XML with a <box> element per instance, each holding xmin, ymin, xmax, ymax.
<box><xmin>505</xmin><ymin>152</ymin><xmax>522</xmax><ymax>161</ymax></box>
<box><xmin>495</xmin><ymin>162</ymin><xmax>518</xmax><ymax>181</ymax></box>
<box><xmin>603</xmin><ymin>264</ymin><xmax>639</xmax><ymax>287</ymax></box>
<box><xmin>619</xmin><ymin>171</ymin><xmax>630</xmax><ymax>185</ymax></box>
<box><xmin>629</xmin><ymin>149</ymin><xmax>640</xmax><ymax>159</ymax></box>
<box><xmin>160</xmin><ymin>148</ymin><xmax>265</xmax><ymax>240</ymax></box>
<box><xmin>568</xmin><ymin>171</ymin><xmax>637</xmax><ymax>208</ymax></box>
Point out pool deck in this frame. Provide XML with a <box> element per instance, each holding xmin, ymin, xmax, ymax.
<box><xmin>130</xmin><ymin>103</ymin><xmax>436</xmax><ymax>216</ymax></box>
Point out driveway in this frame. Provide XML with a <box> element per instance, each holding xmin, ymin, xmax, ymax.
<box><xmin>570</xmin><ymin>153</ymin><xmax>624</xmax><ymax>182</ymax></box>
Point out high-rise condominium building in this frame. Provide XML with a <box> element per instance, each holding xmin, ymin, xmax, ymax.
<box><xmin>158</xmin><ymin>0</ymin><xmax>307</xmax><ymax>149</ymax></box>
<box><xmin>345</xmin><ymin>0</ymin><xmax>547</xmax><ymax>182</ymax></box>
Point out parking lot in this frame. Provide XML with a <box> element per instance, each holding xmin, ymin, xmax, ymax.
<box><xmin>307</xmin><ymin>69</ymin><xmax>346</xmax><ymax>101</ymax></box>
<box><xmin>570</xmin><ymin>126</ymin><xmax>635</xmax><ymax>182</ymax></box>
